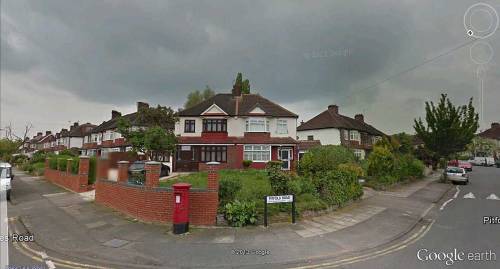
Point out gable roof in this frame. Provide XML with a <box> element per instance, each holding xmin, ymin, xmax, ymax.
<box><xmin>297</xmin><ymin>108</ymin><xmax>385</xmax><ymax>136</ymax></box>
<box><xmin>478</xmin><ymin>123</ymin><xmax>500</xmax><ymax>140</ymax></box>
<box><xmin>92</xmin><ymin>112</ymin><xmax>142</xmax><ymax>133</ymax></box>
<box><xmin>69</xmin><ymin>123</ymin><xmax>96</xmax><ymax>137</ymax></box>
<box><xmin>179</xmin><ymin>93</ymin><xmax>298</xmax><ymax>118</ymax></box>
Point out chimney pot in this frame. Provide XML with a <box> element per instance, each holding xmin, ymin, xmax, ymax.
<box><xmin>137</xmin><ymin>102</ymin><xmax>149</xmax><ymax>111</ymax></box>
<box><xmin>112</xmin><ymin>110</ymin><xmax>122</xmax><ymax>119</ymax></box>
<box><xmin>37</xmin><ymin>132</ymin><xmax>42</xmax><ymax>136</ymax></box>
<box><xmin>45</xmin><ymin>131</ymin><xmax>51</xmax><ymax>136</ymax></box>
<box><xmin>355</xmin><ymin>114</ymin><xmax>364</xmax><ymax>122</ymax></box>
<box><xmin>328</xmin><ymin>105</ymin><xmax>339</xmax><ymax>114</ymax></box>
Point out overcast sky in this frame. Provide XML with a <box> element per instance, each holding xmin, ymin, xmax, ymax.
<box><xmin>1</xmin><ymin>0</ymin><xmax>499</xmax><ymax>138</ymax></box>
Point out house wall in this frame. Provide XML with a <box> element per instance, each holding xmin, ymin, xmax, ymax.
<box><xmin>297</xmin><ymin>128</ymin><xmax>341</xmax><ymax>145</ymax></box>
<box><xmin>175</xmin><ymin>116</ymin><xmax>297</xmax><ymax>138</ymax></box>
<box><xmin>69</xmin><ymin>137</ymin><xmax>84</xmax><ymax>148</ymax></box>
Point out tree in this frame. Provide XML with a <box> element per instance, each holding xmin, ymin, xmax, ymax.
<box><xmin>414</xmin><ymin>94</ymin><xmax>479</xmax><ymax>163</ymax></box>
<box><xmin>117</xmin><ymin>105</ymin><xmax>178</xmax><ymax>156</ymax></box>
<box><xmin>466</xmin><ymin>137</ymin><xmax>497</xmax><ymax>157</ymax></box>
<box><xmin>391</xmin><ymin>133</ymin><xmax>414</xmax><ymax>155</ymax></box>
<box><xmin>0</xmin><ymin>138</ymin><xmax>22</xmax><ymax>161</ymax></box>
<box><xmin>184</xmin><ymin>85</ymin><xmax>215</xmax><ymax>109</ymax></box>
<box><xmin>233</xmin><ymin>72</ymin><xmax>251</xmax><ymax>94</ymax></box>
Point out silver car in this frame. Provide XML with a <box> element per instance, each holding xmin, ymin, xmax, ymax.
<box><xmin>445</xmin><ymin>166</ymin><xmax>469</xmax><ymax>185</ymax></box>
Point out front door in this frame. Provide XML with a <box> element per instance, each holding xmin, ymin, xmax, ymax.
<box><xmin>279</xmin><ymin>148</ymin><xmax>293</xmax><ymax>170</ymax></box>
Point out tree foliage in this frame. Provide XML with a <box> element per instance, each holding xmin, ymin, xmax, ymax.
<box><xmin>117</xmin><ymin>105</ymin><xmax>178</xmax><ymax>155</ymax></box>
<box><xmin>414</xmin><ymin>94</ymin><xmax>479</xmax><ymax>161</ymax></box>
<box><xmin>234</xmin><ymin>72</ymin><xmax>251</xmax><ymax>94</ymax></box>
<box><xmin>184</xmin><ymin>85</ymin><xmax>215</xmax><ymax>109</ymax></box>
<box><xmin>0</xmin><ymin>138</ymin><xmax>21</xmax><ymax>160</ymax></box>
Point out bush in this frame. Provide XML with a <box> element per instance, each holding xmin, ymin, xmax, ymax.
<box><xmin>394</xmin><ymin>155</ymin><xmax>424</xmax><ymax>180</ymax></box>
<box><xmin>32</xmin><ymin>162</ymin><xmax>45</xmax><ymax>176</ymax></box>
<box><xmin>219</xmin><ymin>177</ymin><xmax>242</xmax><ymax>206</ymax></box>
<box><xmin>88</xmin><ymin>157</ymin><xmax>97</xmax><ymax>184</ymax></box>
<box><xmin>223</xmin><ymin>200</ymin><xmax>258</xmax><ymax>227</ymax></box>
<box><xmin>70</xmin><ymin>158</ymin><xmax>80</xmax><ymax>174</ymax></box>
<box><xmin>367</xmin><ymin>146</ymin><xmax>395</xmax><ymax>178</ymax></box>
<box><xmin>338</xmin><ymin>163</ymin><xmax>365</xmax><ymax>178</ymax></box>
<box><xmin>59</xmin><ymin>149</ymin><xmax>78</xmax><ymax>157</ymax></box>
<box><xmin>49</xmin><ymin>158</ymin><xmax>58</xmax><ymax>170</ymax></box>
<box><xmin>266</xmin><ymin>161</ymin><xmax>291</xmax><ymax>195</ymax></box>
<box><xmin>316</xmin><ymin>170</ymin><xmax>363</xmax><ymax>207</ymax></box>
<box><xmin>58</xmin><ymin>158</ymin><xmax>68</xmax><ymax>172</ymax></box>
<box><xmin>296</xmin><ymin>193</ymin><xmax>328</xmax><ymax>213</ymax></box>
<box><xmin>242</xmin><ymin>160</ymin><xmax>252</xmax><ymax>169</ymax></box>
<box><xmin>298</xmin><ymin>145</ymin><xmax>356</xmax><ymax>178</ymax></box>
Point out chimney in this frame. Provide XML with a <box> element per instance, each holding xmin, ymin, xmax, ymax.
<box><xmin>112</xmin><ymin>110</ymin><xmax>122</xmax><ymax>119</ymax></box>
<box><xmin>328</xmin><ymin>105</ymin><xmax>339</xmax><ymax>114</ymax></box>
<box><xmin>300</xmin><ymin>120</ymin><xmax>304</xmax><ymax>125</ymax></box>
<box><xmin>492</xmin><ymin>122</ymin><xmax>500</xmax><ymax>128</ymax></box>
<box><xmin>355</xmin><ymin>114</ymin><xmax>364</xmax><ymax>122</ymax></box>
<box><xmin>37</xmin><ymin>132</ymin><xmax>42</xmax><ymax>137</ymax></box>
<box><xmin>137</xmin><ymin>102</ymin><xmax>149</xmax><ymax>111</ymax></box>
<box><xmin>232</xmin><ymin>83</ymin><xmax>242</xmax><ymax>96</ymax></box>
<box><xmin>70</xmin><ymin>122</ymin><xmax>79</xmax><ymax>131</ymax></box>
<box><xmin>45</xmin><ymin>131</ymin><xmax>51</xmax><ymax>136</ymax></box>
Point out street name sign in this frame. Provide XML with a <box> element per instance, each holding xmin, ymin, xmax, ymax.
<box><xmin>266</xmin><ymin>195</ymin><xmax>294</xmax><ymax>204</ymax></box>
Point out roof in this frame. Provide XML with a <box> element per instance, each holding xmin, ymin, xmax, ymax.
<box><xmin>298</xmin><ymin>140</ymin><xmax>322</xmax><ymax>151</ymax></box>
<box><xmin>478</xmin><ymin>124</ymin><xmax>500</xmax><ymax>140</ymax></box>
<box><xmin>297</xmin><ymin>109</ymin><xmax>385</xmax><ymax>136</ymax></box>
<box><xmin>38</xmin><ymin>134</ymin><xmax>55</xmax><ymax>143</ymax></box>
<box><xmin>69</xmin><ymin>123</ymin><xmax>96</xmax><ymax>137</ymax></box>
<box><xmin>178</xmin><ymin>93</ymin><xmax>298</xmax><ymax>118</ymax></box>
<box><xmin>92</xmin><ymin>112</ymin><xmax>141</xmax><ymax>133</ymax></box>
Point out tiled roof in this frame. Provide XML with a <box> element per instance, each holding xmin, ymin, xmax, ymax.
<box><xmin>69</xmin><ymin>123</ymin><xmax>96</xmax><ymax>137</ymax></box>
<box><xmin>478</xmin><ymin>123</ymin><xmax>500</xmax><ymax>140</ymax></box>
<box><xmin>298</xmin><ymin>140</ymin><xmax>322</xmax><ymax>151</ymax></box>
<box><xmin>92</xmin><ymin>112</ymin><xmax>141</xmax><ymax>133</ymax></box>
<box><xmin>178</xmin><ymin>93</ymin><xmax>298</xmax><ymax>118</ymax></box>
<box><xmin>297</xmin><ymin>109</ymin><xmax>385</xmax><ymax>136</ymax></box>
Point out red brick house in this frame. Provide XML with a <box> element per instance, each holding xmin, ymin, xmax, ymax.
<box><xmin>174</xmin><ymin>85</ymin><xmax>299</xmax><ymax>172</ymax></box>
<box><xmin>297</xmin><ymin>105</ymin><xmax>385</xmax><ymax>159</ymax></box>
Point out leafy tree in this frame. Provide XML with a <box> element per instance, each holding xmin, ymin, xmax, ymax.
<box><xmin>0</xmin><ymin>138</ymin><xmax>21</xmax><ymax>161</ymax></box>
<box><xmin>233</xmin><ymin>72</ymin><xmax>251</xmax><ymax>94</ymax></box>
<box><xmin>117</xmin><ymin>105</ymin><xmax>178</xmax><ymax>156</ymax></box>
<box><xmin>466</xmin><ymin>137</ymin><xmax>497</xmax><ymax>157</ymax></box>
<box><xmin>414</xmin><ymin>94</ymin><xmax>479</xmax><ymax>163</ymax></box>
<box><xmin>391</xmin><ymin>133</ymin><xmax>414</xmax><ymax>155</ymax></box>
<box><xmin>184</xmin><ymin>85</ymin><xmax>215</xmax><ymax>109</ymax></box>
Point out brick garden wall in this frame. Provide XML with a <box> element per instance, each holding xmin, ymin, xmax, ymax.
<box><xmin>95</xmin><ymin>161</ymin><xmax>219</xmax><ymax>226</ymax></box>
<box><xmin>43</xmin><ymin>157</ymin><xmax>91</xmax><ymax>193</ymax></box>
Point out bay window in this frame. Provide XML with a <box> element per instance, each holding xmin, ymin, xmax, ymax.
<box><xmin>245</xmin><ymin>118</ymin><xmax>269</xmax><ymax>132</ymax></box>
<box><xmin>244</xmin><ymin>145</ymin><xmax>271</xmax><ymax>162</ymax></box>
<box><xmin>200</xmin><ymin>146</ymin><xmax>227</xmax><ymax>162</ymax></box>
<box><xmin>203</xmin><ymin>119</ymin><xmax>227</xmax><ymax>132</ymax></box>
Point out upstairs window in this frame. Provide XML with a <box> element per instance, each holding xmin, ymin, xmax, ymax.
<box><xmin>307</xmin><ymin>135</ymin><xmax>314</xmax><ymax>141</ymax></box>
<box><xmin>350</xmin><ymin>130</ymin><xmax>360</xmax><ymax>141</ymax></box>
<box><xmin>184</xmin><ymin>120</ymin><xmax>196</xmax><ymax>133</ymax></box>
<box><xmin>203</xmin><ymin>119</ymin><xmax>227</xmax><ymax>132</ymax></box>
<box><xmin>246</xmin><ymin>118</ymin><xmax>269</xmax><ymax>132</ymax></box>
<box><xmin>276</xmin><ymin>119</ymin><xmax>288</xmax><ymax>134</ymax></box>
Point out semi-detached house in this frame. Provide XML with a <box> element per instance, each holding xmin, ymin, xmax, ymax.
<box><xmin>297</xmin><ymin>105</ymin><xmax>385</xmax><ymax>159</ymax></box>
<box><xmin>54</xmin><ymin>122</ymin><xmax>96</xmax><ymax>154</ymax></box>
<box><xmin>174</xmin><ymin>85</ymin><xmax>299</xmax><ymax>172</ymax></box>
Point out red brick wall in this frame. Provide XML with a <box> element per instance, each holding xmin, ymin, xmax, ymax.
<box><xmin>44</xmin><ymin>168</ymin><xmax>89</xmax><ymax>193</ymax></box>
<box><xmin>95</xmin><ymin>181</ymin><xmax>218</xmax><ymax>225</ymax></box>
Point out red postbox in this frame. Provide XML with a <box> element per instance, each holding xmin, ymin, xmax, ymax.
<box><xmin>172</xmin><ymin>182</ymin><xmax>191</xmax><ymax>234</ymax></box>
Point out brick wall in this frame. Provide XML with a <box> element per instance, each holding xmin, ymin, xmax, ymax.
<box><xmin>44</xmin><ymin>157</ymin><xmax>90</xmax><ymax>193</ymax></box>
<box><xmin>95</xmin><ymin>161</ymin><xmax>220</xmax><ymax>226</ymax></box>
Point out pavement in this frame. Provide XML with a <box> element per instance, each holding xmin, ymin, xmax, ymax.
<box><xmin>6</xmin><ymin>168</ymin><xmax>453</xmax><ymax>268</ymax></box>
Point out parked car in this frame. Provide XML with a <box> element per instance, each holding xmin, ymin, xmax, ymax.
<box><xmin>445</xmin><ymin>166</ymin><xmax>469</xmax><ymax>185</ymax></box>
<box><xmin>127</xmin><ymin>161</ymin><xmax>170</xmax><ymax>185</ymax></box>
<box><xmin>496</xmin><ymin>159</ymin><xmax>500</xmax><ymax>168</ymax></box>
<box><xmin>0</xmin><ymin>162</ymin><xmax>14</xmax><ymax>201</ymax></box>
<box><xmin>468</xmin><ymin>156</ymin><xmax>495</xmax><ymax>167</ymax></box>
<box><xmin>448</xmin><ymin>160</ymin><xmax>472</xmax><ymax>171</ymax></box>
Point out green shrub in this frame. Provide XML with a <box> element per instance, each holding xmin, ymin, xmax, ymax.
<box><xmin>59</xmin><ymin>149</ymin><xmax>78</xmax><ymax>157</ymax></box>
<box><xmin>286</xmin><ymin>179</ymin><xmax>302</xmax><ymax>195</ymax></box>
<box><xmin>88</xmin><ymin>157</ymin><xmax>97</xmax><ymax>184</ymax></box>
<box><xmin>298</xmin><ymin>145</ymin><xmax>355</xmax><ymax>178</ymax></box>
<box><xmin>223</xmin><ymin>200</ymin><xmax>258</xmax><ymax>227</ymax></box>
<box><xmin>219</xmin><ymin>177</ymin><xmax>242</xmax><ymax>206</ymax></box>
<box><xmin>395</xmin><ymin>155</ymin><xmax>424</xmax><ymax>180</ymax></box>
<box><xmin>317</xmin><ymin>170</ymin><xmax>363</xmax><ymax>207</ymax></box>
<box><xmin>70</xmin><ymin>158</ymin><xmax>80</xmax><ymax>174</ymax></box>
<box><xmin>242</xmin><ymin>160</ymin><xmax>253</xmax><ymax>169</ymax></box>
<box><xmin>338</xmin><ymin>163</ymin><xmax>365</xmax><ymax>178</ymax></box>
<box><xmin>32</xmin><ymin>162</ymin><xmax>45</xmax><ymax>176</ymax></box>
<box><xmin>367</xmin><ymin>146</ymin><xmax>395</xmax><ymax>178</ymax></box>
<box><xmin>31</xmin><ymin>151</ymin><xmax>52</xmax><ymax>164</ymax></box>
<box><xmin>296</xmin><ymin>193</ymin><xmax>328</xmax><ymax>213</ymax></box>
<box><xmin>266</xmin><ymin>161</ymin><xmax>291</xmax><ymax>195</ymax></box>
<box><xmin>58</xmin><ymin>158</ymin><xmax>68</xmax><ymax>172</ymax></box>
<box><xmin>48</xmin><ymin>158</ymin><xmax>58</xmax><ymax>170</ymax></box>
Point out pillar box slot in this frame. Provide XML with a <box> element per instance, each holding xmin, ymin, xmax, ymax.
<box><xmin>172</xmin><ymin>183</ymin><xmax>192</xmax><ymax>234</ymax></box>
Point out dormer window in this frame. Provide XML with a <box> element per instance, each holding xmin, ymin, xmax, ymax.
<box><xmin>245</xmin><ymin>118</ymin><xmax>269</xmax><ymax>132</ymax></box>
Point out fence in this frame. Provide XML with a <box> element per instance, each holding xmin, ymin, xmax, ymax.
<box><xmin>44</xmin><ymin>156</ymin><xmax>93</xmax><ymax>193</ymax></box>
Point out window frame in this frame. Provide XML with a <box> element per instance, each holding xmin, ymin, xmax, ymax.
<box><xmin>200</xmin><ymin>146</ymin><xmax>227</xmax><ymax>163</ymax></box>
<box><xmin>353</xmin><ymin>149</ymin><xmax>363</xmax><ymax>159</ymax></box>
<box><xmin>243</xmin><ymin>145</ymin><xmax>271</xmax><ymax>162</ymax></box>
<box><xmin>276</xmin><ymin>119</ymin><xmax>288</xmax><ymax>134</ymax></box>
<box><xmin>349</xmin><ymin>130</ymin><xmax>360</xmax><ymax>141</ymax></box>
<box><xmin>245</xmin><ymin>118</ymin><xmax>270</xmax><ymax>133</ymax></box>
<box><xmin>307</xmin><ymin>135</ymin><xmax>314</xmax><ymax>141</ymax></box>
<box><xmin>184</xmin><ymin>120</ymin><xmax>196</xmax><ymax>133</ymax></box>
<box><xmin>202</xmin><ymin>119</ymin><xmax>227</xmax><ymax>133</ymax></box>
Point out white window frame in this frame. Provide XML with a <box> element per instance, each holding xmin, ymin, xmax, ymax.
<box><xmin>372</xmin><ymin>136</ymin><xmax>382</xmax><ymax>144</ymax></box>
<box><xmin>353</xmin><ymin>149</ymin><xmax>363</xmax><ymax>159</ymax></box>
<box><xmin>245</xmin><ymin>118</ymin><xmax>270</xmax><ymax>133</ymax></box>
<box><xmin>349</xmin><ymin>130</ymin><xmax>360</xmax><ymax>141</ymax></box>
<box><xmin>276</xmin><ymin>119</ymin><xmax>288</xmax><ymax>134</ymax></box>
<box><xmin>243</xmin><ymin>145</ymin><xmax>271</xmax><ymax>162</ymax></box>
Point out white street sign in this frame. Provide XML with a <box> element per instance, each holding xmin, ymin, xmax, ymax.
<box><xmin>266</xmin><ymin>195</ymin><xmax>294</xmax><ymax>204</ymax></box>
<box><xmin>463</xmin><ymin>192</ymin><xmax>476</xmax><ymax>199</ymax></box>
<box><xmin>486</xmin><ymin>194</ymin><xmax>499</xmax><ymax>200</ymax></box>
